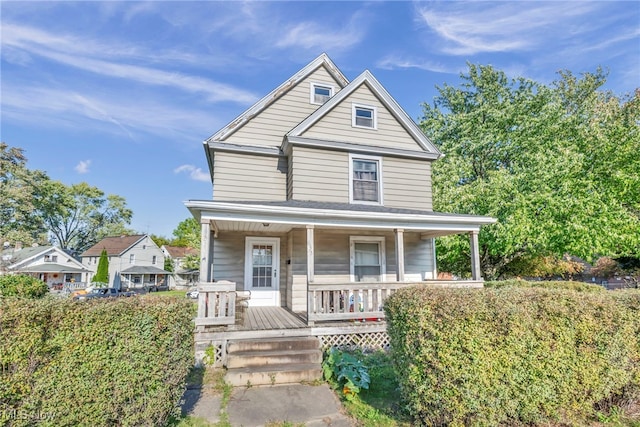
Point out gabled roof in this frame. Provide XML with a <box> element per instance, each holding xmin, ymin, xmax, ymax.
<box><xmin>162</xmin><ymin>245</ymin><xmax>198</xmax><ymax>258</ymax></box>
<box><xmin>2</xmin><ymin>245</ymin><xmax>88</xmax><ymax>272</ymax></box>
<box><xmin>81</xmin><ymin>235</ymin><xmax>147</xmax><ymax>257</ymax></box>
<box><xmin>206</xmin><ymin>53</ymin><xmax>349</xmax><ymax>143</ymax></box>
<box><xmin>286</xmin><ymin>70</ymin><xmax>442</xmax><ymax>157</ymax></box>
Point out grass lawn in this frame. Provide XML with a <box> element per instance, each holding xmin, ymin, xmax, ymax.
<box><xmin>144</xmin><ymin>290</ymin><xmax>192</xmax><ymax>298</ymax></box>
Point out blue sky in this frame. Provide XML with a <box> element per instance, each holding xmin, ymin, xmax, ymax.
<box><xmin>1</xmin><ymin>1</ymin><xmax>638</xmax><ymax>238</ymax></box>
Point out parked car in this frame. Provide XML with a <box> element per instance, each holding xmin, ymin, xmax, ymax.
<box><xmin>186</xmin><ymin>289</ymin><xmax>199</xmax><ymax>299</ymax></box>
<box><xmin>73</xmin><ymin>288</ymin><xmax>135</xmax><ymax>300</ymax></box>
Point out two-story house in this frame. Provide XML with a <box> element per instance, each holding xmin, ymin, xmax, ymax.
<box><xmin>81</xmin><ymin>235</ymin><xmax>169</xmax><ymax>290</ymax></box>
<box><xmin>160</xmin><ymin>245</ymin><xmax>199</xmax><ymax>288</ymax></box>
<box><xmin>185</xmin><ymin>54</ymin><xmax>495</xmax><ymax>324</ymax></box>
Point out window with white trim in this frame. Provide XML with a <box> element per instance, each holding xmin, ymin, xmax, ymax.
<box><xmin>310</xmin><ymin>83</ymin><xmax>333</xmax><ymax>104</ymax></box>
<box><xmin>350</xmin><ymin>236</ymin><xmax>386</xmax><ymax>282</ymax></box>
<box><xmin>352</xmin><ymin>104</ymin><xmax>376</xmax><ymax>129</ymax></box>
<box><xmin>152</xmin><ymin>255</ymin><xmax>157</xmax><ymax>265</ymax></box>
<box><xmin>349</xmin><ymin>154</ymin><xmax>383</xmax><ymax>204</ymax></box>
<box><xmin>129</xmin><ymin>254</ymin><xmax>135</xmax><ymax>264</ymax></box>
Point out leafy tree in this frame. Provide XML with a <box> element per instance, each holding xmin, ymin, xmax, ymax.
<box><xmin>150</xmin><ymin>234</ymin><xmax>171</xmax><ymax>248</ymax></box>
<box><xmin>38</xmin><ymin>181</ymin><xmax>133</xmax><ymax>253</ymax></box>
<box><xmin>181</xmin><ymin>253</ymin><xmax>200</xmax><ymax>271</ymax></box>
<box><xmin>172</xmin><ymin>218</ymin><xmax>200</xmax><ymax>248</ymax></box>
<box><xmin>91</xmin><ymin>249</ymin><xmax>109</xmax><ymax>285</ymax></box>
<box><xmin>420</xmin><ymin>64</ymin><xmax>640</xmax><ymax>279</ymax></box>
<box><xmin>163</xmin><ymin>256</ymin><xmax>174</xmax><ymax>273</ymax></box>
<box><xmin>0</xmin><ymin>143</ymin><xmax>49</xmax><ymax>245</ymax></box>
<box><xmin>0</xmin><ymin>274</ymin><xmax>48</xmax><ymax>298</ymax></box>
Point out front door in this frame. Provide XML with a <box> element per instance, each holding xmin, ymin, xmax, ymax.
<box><xmin>244</xmin><ymin>237</ymin><xmax>280</xmax><ymax>306</ymax></box>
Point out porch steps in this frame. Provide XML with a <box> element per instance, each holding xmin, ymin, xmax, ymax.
<box><xmin>225</xmin><ymin>336</ymin><xmax>323</xmax><ymax>386</ymax></box>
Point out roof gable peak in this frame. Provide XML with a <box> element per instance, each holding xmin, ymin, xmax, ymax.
<box><xmin>206</xmin><ymin>53</ymin><xmax>349</xmax><ymax>143</ymax></box>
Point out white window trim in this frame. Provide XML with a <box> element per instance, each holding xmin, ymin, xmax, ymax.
<box><xmin>309</xmin><ymin>82</ymin><xmax>334</xmax><ymax>105</ymax></box>
<box><xmin>351</xmin><ymin>103</ymin><xmax>377</xmax><ymax>130</ymax></box>
<box><xmin>129</xmin><ymin>254</ymin><xmax>135</xmax><ymax>264</ymax></box>
<box><xmin>349</xmin><ymin>236</ymin><xmax>386</xmax><ymax>282</ymax></box>
<box><xmin>349</xmin><ymin>153</ymin><xmax>384</xmax><ymax>206</ymax></box>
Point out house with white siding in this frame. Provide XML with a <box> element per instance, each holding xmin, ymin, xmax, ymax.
<box><xmin>81</xmin><ymin>235</ymin><xmax>170</xmax><ymax>290</ymax></box>
<box><xmin>185</xmin><ymin>54</ymin><xmax>496</xmax><ymax>376</ymax></box>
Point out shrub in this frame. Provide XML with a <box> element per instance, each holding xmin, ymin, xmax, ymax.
<box><xmin>485</xmin><ymin>278</ymin><xmax>605</xmax><ymax>292</ymax></box>
<box><xmin>384</xmin><ymin>286</ymin><xmax>640</xmax><ymax>426</ymax></box>
<box><xmin>0</xmin><ymin>296</ymin><xmax>195</xmax><ymax>426</ymax></box>
<box><xmin>323</xmin><ymin>348</ymin><xmax>370</xmax><ymax>400</ymax></box>
<box><xmin>0</xmin><ymin>274</ymin><xmax>48</xmax><ymax>298</ymax></box>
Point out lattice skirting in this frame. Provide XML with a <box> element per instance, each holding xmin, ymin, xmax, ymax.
<box><xmin>194</xmin><ymin>340</ymin><xmax>227</xmax><ymax>367</ymax></box>
<box><xmin>316</xmin><ymin>330</ymin><xmax>390</xmax><ymax>352</ymax></box>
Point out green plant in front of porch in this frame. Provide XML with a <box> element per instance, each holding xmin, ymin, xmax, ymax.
<box><xmin>91</xmin><ymin>248</ymin><xmax>109</xmax><ymax>287</ymax></box>
<box><xmin>0</xmin><ymin>274</ymin><xmax>48</xmax><ymax>298</ymax></box>
<box><xmin>323</xmin><ymin>348</ymin><xmax>370</xmax><ymax>401</ymax></box>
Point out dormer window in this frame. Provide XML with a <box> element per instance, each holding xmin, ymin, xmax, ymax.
<box><xmin>310</xmin><ymin>83</ymin><xmax>333</xmax><ymax>105</ymax></box>
<box><xmin>352</xmin><ymin>104</ymin><xmax>377</xmax><ymax>129</ymax></box>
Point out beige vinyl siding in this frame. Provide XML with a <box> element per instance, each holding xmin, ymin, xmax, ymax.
<box><xmin>213</xmin><ymin>151</ymin><xmax>287</xmax><ymax>201</ymax></box>
<box><xmin>383</xmin><ymin>157</ymin><xmax>433</xmax><ymax>211</ymax></box>
<box><xmin>224</xmin><ymin>66</ymin><xmax>342</xmax><ymax>147</ymax></box>
<box><xmin>288</xmin><ymin>228</ymin><xmax>308</xmax><ymax>312</ymax></box>
<box><xmin>212</xmin><ymin>231</ymin><xmax>288</xmax><ymax>306</ymax></box>
<box><xmin>404</xmin><ymin>233</ymin><xmax>434</xmax><ymax>280</ymax></box>
<box><xmin>300</xmin><ymin>83</ymin><xmax>424</xmax><ymax>152</ymax></box>
<box><xmin>289</xmin><ymin>146</ymin><xmax>349</xmax><ymax>203</ymax></box>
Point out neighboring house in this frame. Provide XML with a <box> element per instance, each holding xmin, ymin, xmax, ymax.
<box><xmin>81</xmin><ymin>235</ymin><xmax>170</xmax><ymax>289</ymax></box>
<box><xmin>185</xmin><ymin>53</ymin><xmax>496</xmax><ymax>320</ymax></box>
<box><xmin>1</xmin><ymin>243</ymin><xmax>90</xmax><ymax>290</ymax></box>
<box><xmin>161</xmin><ymin>245</ymin><xmax>199</xmax><ymax>288</ymax></box>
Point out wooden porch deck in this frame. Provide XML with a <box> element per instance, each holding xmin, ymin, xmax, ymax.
<box><xmin>241</xmin><ymin>307</ymin><xmax>307</xmax><ymax>330</ymax></box>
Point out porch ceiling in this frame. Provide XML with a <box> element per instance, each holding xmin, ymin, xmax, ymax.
<box><xmin>187</xmin><ymin>200</ymin><xmax>497</xmax><ymax>236</ymax></box>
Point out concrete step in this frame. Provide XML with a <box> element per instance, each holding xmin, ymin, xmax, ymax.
<box><xmin>226</xmin><ymin>348</ymin><xmax>322</xmax><ymax>369</ymax></box>
<box><xmin>227</xmin><ymin>336</ymin><xmax>319</xmax><ymax>354</ymax></box>
<box><xmin>225</xmin><ymin>363</ymin><xmax>323</xmax><ymax>387</ymax></box>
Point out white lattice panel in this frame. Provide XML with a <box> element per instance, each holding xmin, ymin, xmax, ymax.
<box><xmin>318</xmin><ymin>331</ymin><xmax>390</xmax><ymax>351</ymax></box>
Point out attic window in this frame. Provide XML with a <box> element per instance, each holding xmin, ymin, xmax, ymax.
<box><xmin>352</xmin><ymin>104</ymin><xmax>377</xmax><ymax>129</ymax></box>
<box><xmin>310</xmin><ymin>83</ymin><xmax>333</xmax><ymax>104</ymax></box>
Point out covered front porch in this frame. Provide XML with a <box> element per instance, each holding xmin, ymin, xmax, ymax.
<box><xmin>187</xmin><ymin>200</ymin><xmax>496</xmax><ymax>328</ymax></box>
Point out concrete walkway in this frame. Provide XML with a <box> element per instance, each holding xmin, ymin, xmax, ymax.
<box><xmin>182</xmin><ymin>383</ymin><xmax>354</xmax><ymax>426</ymax></box>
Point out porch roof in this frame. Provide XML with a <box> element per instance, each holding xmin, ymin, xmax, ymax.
<box><xmin>120</xmin><ymin>266</ymin><xmax>171</xmax><ymax>275</ymax></box>
<box><xmin>185</xmin><ymin>200</ymin><xmax>496</xmax><ymax>236</ymax></box>
<box><xmin>14</xmin><ymin>264</ymin><xmax>89</xmax><ymax>273</ymax></box>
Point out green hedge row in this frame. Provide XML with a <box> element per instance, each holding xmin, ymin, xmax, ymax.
<box><xmin>0</xmin><ymin>275</ymin><xmax>48</xmax><ymax>298</ymax></box>
<box><xmin>384</xmin><ymin>286</ymin><xmax>640</xmax><ymax>426</ymax></box>
<box><xmin>485</xmin><ymin>279</ymin><xmax>606</xmax><ymax>292</ymax></box>
<box><xmin>0</xmin><ymin>296</ymin><xmax>195</xmax><ymax>426</ymax></box>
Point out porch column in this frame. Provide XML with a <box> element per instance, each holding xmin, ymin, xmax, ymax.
<box><xmin>394</xmin><ymin>228</ymin><xmax>405</xmax><ymax>282</ymax></box>
<box><xmin>306</xmin><ymin>225</ymin><xmax>315</xmax><ymax>283</ymax></box>
<box><xmin>469</xmin><ymin>231</ymin><xmax>482</xmax><ymax>280</ymax></box>
<box><xmin>199</xmin><ymin>219</ymin><xmax>211</xmax><ymax>283</ymax></box>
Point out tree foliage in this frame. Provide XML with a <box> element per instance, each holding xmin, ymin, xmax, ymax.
<box><xmin>172</xmin><ymin>217</ymin><xmax>200</xmax><ymax>248</ymax></box>
<box><xmin>0</xmin><ymin>274</ymin><xmax>49</xmax><ymax>298</ymax></box>
<box><xmin>91</xmin><ymin>249</ymin><xmax>109</xmax><ymax>285</ymax></box>
<box><xmin>38</xmin><ymin>181</ymin><xmax>133</xmax><ymax>253</ymax></box>
<box><xmin>420</xmin><ymin>64</ymin><xmax>640</xmax><ymax>279</ymax></box>
<box><xmin>0</xmin><ymin>143</ymin><xmax>49</xmax><ymax>245</ymax></box>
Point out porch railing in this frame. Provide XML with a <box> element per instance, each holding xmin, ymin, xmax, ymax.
<box><xmin>194</xmin><ymin>281</ymin><xmax>236</xmax><ymax>328</ymax></box>
<box><xmin>308</xmin><ymin>280</ymin><xmax>483</xmax><ymax>323</ymax></box>
<box><xmin>60</xmin><ymin>282</ymin><xmax>87</xmax><ymax>292</ymax></box>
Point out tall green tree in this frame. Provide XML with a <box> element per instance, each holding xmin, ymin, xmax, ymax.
<box><xmin>0</xmin><ymin>143</ymin><xmax>49</xmax><ymax>245</ymax></box>
<box><xmin>38</xmin><ymin>181</ymin><xmax>133</xmax><ymax>253</ymax></box>
<box><xmin>91</xmin><ymin>249</ymin><xmax>109</xmax><ymax>285</ymax></box>
<box><xmin>420</xmin><ymin>65</ymin><xmax>640</xmax><ymax>279</ymax></box>
<box><xmin>172</xmin><ymin>218</ymin><xmax>200</xmax><ymax>248</ymax></box>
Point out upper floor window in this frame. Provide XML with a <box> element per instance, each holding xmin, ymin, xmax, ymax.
<box><xmin>310</xmin><ymin>83</ymin><xmax>333</xmax><ymax>105</ymax></box>
<box><xmin>44</xmin><ymin>255</ymin><xmax>58</xmax><ymax>263</ymax></box>
<box><xmin>352</xmin><ymin>104</ymin><xmax>377</xmax><ymax>129</ymax></box>
<box><xmin>152</xmin><ymin>255</ymin><xmax>157</xmax><ymax>265</ymax></box>
<box><xmin>129</xmin><ymin>254</ymin><xmax>135</xmax><ymax>264</ymax></box>
<box><xmin>349</xmin><ymin>154</ymin><xmax>383</xmax><ymax>205</ymax></box>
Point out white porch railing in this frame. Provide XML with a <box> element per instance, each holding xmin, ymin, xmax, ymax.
<box><xmin>61</xmin><ymin>282</ymin><xmax>87</xmax><ymax>292</ymax></box>
<box><xmin>308</xmin><ymin>280</ymin><xmax>483</xmax><ymax>323</ymax></box>
<box><xmin>194</xmin><ymin>281</ymin><xmax>237</xmax><ymax>328</ymax></box>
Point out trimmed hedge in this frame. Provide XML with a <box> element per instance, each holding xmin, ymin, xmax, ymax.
<box><xmin>0</xmin><ymin>296</ymin><xmax>195</xmax><ymax>426</ymax></box>
<box><xmin>485</xmin><ymin>279</ymin><xmax>606</xmax><ymax>293</ymax></box>
<box><xmin>0</xmin><ymin>274</ymin><xmax>48</xmax><ymax>298</ymax></box>
<box><xmin>384</xmin><ymin>286</ymin><xmax>640</xmax><ymax>426</ymax></box>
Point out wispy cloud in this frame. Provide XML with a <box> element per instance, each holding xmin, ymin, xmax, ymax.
<box><xmin>376</xmin><ymin>55</ymin><xmax>461</xmax><ymax>74</ymax></box>
<box><xmin>2</xmin><ymin>23</ymin><xmax>258</xmax><ymax>104</ymax></box>
<box><xmin>75</xmin><ymin>160</ymin><xmax>91</xmax><ymax>174</ymax></box>
<box><xmin>174</xmin><ymin>165</ymin><xmax>210</xmax><ymax>182</ymax></box>
<box><xmin>1</xmin><ymin>84</ymin><xmax>220</xmax><ymax>140</ymax></box>
<box><xmin>415</xmin><ymin>2</ymin><xmax>599</xmax><ymax>56</ymax></box>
